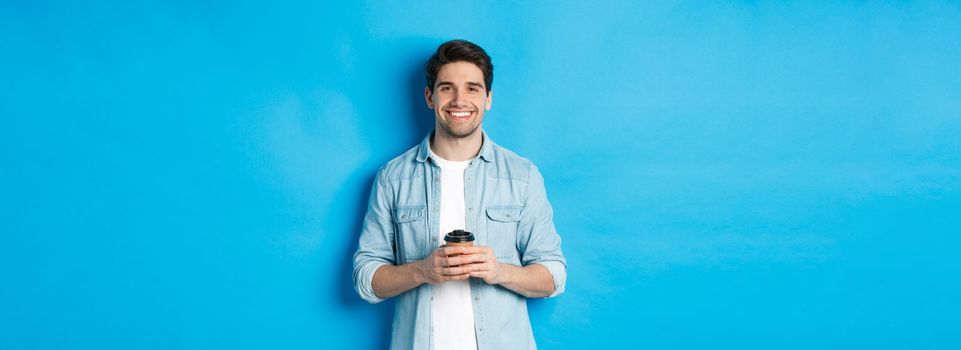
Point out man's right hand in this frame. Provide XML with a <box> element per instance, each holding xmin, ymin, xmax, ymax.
<box><xmin>372</xmin><ymin>246</ymin><xmax>476</xmax><ymax>299</ymax></box>
<box><xmin>415</xmin><ymin>246</ymin><xmax>476</xmax><ymax>285</ymax></box>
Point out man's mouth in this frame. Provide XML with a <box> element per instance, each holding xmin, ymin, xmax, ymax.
<box><xmin>445</xmin><ymin>110</ymin><xmax>474</xmax><ymax>121</ymax></box>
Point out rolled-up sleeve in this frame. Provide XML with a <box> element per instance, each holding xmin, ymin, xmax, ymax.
<box><xmin>518</xmin><ymin>165</ymin><xmax>567</xmax><ymax>298</ymax></box>
<box><xmin>352</xmin><ymin>169</ymin><xmax>396</xmax><ymax>304</ymax></box>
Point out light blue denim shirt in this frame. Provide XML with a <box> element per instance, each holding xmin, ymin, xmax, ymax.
<box><xmin>353</xmin><ymin>131</ymin><xmax>567</xmax><ymax>350</ymax></box>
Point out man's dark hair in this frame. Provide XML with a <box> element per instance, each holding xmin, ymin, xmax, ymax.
<box><xmin>425</xmin><ymin>39</ymin><xmax>493</xmax><ymax>94</ymax></box>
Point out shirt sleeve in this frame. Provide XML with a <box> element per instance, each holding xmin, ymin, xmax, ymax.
<box><xmin>352</xmin><ymin>168</ymin><xmax>396</xmax><ymax>304</ymax></box>
<box><xmin>518</xmin><ymin>164</ymin><xmax>568</xmax><ymax>298</ymax></box>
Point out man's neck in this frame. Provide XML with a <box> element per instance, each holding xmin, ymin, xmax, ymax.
<box><xmin>430</xmin><ymin>129</ymin><xmax>483</xmax><ymax>162</ymax></box>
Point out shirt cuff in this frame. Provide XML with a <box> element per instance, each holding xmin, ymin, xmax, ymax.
<box><xmin>355</xmin><ymin>261</ymin><xmax>390</xmax><ymax>304</ymax></box>
<box><xmin>536</xmin><ymin>260</ymin><xmax>567</xmax><ymax>298</ymax></box>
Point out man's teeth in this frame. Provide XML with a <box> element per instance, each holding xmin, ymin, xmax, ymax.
<box><xmin>450</xmin><ymin>111</ymin><xmax>471</xmax><ymax>117</ymax></box>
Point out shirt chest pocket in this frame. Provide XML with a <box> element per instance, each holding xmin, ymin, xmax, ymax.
<box><xmin>485</xmin><ymin>206</ymin><xmax>522</xmax><ymax>261</ymax></box>
<box><xmin>393</xmin><ymin>206</ymin><xmax>428</xmax><ymax>262</ymax></box>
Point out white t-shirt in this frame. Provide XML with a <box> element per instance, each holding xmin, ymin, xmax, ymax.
<box><xmin>429</xmin><ymin>148</ymin><xmax>477</xmax><ymax>350</ymax></box>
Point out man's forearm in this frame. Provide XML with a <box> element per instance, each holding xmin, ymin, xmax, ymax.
<box><xmin>373</xmin><ymin>259</ymin><xmax>556</xmax><ymax>299</ymax></box>
<box><xmin>371</xmin><ymin>263</ymin><xmax>424</xmax><ymax>299</ymax></box>
<box><xmin>498</xmin><ymin>263</ymin><xmax>556</xmax><ymax>298</ymax></box>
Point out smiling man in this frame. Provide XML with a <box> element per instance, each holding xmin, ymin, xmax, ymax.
<box><xmin>353</xmin><ymin>39</ymin><xmax>567</xmax><ymax>350</ymax></box>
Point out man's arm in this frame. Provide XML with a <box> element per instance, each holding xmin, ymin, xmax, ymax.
<box><xmin>463</xmin><ymin>246</ymin><xmax>556</xmax><ymax>298</ymax></box>
<box><xmin>353</xmin><ymin>169</ymin><xmax>397</xmax><ymax>304</ymax></box>
<box><xmin>497</xmin><ymin>262</ymin><xmax>556</xmax><ymax>298</ymax></box>
<box><xmin>465</xmin><ymin>164</ymin><xmax>567</xmax><ymax>298</ymax></box>
<box><xmin>371</xmin><ymin>262</ymin><xmax>424</xmax><ymax>299</ymax></box>
<box><xmin>518</xmin><ymin>165</ymin><xmax>567</xmax><ymax>297</ymax></box>
<box><xmin>371</xmin><ymin>246</ymin><xmax>476</xmax><ymax>299</ymax></box>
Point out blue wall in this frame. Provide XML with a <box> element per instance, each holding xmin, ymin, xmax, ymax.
<box><xmin>3</xmin><ymin>1</ymin><xmax>960</xmax><ymax>349</ymax></box>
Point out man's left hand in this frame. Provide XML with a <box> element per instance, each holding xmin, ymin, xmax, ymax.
<box><xmin>461</xmin><ymin>246</ymin><xmax>507</xmax><ymax>285</ymax></box>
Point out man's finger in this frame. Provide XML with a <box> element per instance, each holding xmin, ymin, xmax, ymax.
<box><xmin>444</xmin><ymin>246</ymin><xmax>471</xmax><ymax>256</ymax></box>
<box><xmin>459</xmin><ymin>246</ymin><xmax>484</xmax><ymax>255</ymax></box>
<box><xmin>444</xmin><ymin>255</ymin><xmax>474</xmax><ymax>267</ymax></box>
<box><xmin>461</xmin><ymin>246</ymin><xmax>496</xmax><ymax>256</ymax></box>
<box><xmin>467</xmin><ymin>271</ymin><xmax>489</xmax><ymax>279</ymax></box>
<box><xmin>461</xmin><ymin>252</ymin><xmax>495</xmax><ymax>263</ymax></box>
<box><xmin>467</xmin><ymin>261</ymin><xmax>491</xmax><ymax>271</ymax></box>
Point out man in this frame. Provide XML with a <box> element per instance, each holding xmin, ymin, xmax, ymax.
<box><xmin>353</xmin><ymin>39</ymin><xmax>567</xmax><ymax>350</ymax></box>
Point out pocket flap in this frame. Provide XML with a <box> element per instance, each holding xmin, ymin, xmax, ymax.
<box><xmin>486</xmin><ymin>206</ymin><xmax>522</xmax><ymax>222</ymax></box>
<box><xmin>393</xmin><ymin>206</ymin><xmax>425</xmax><ymax>223</ymax></box>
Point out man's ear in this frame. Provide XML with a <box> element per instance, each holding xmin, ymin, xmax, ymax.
<box><xmin>425</xmin><ymin>86</ymin><xmax>434</xmax><ymax>109</ymax></box>
<box><xmin>486</xmin><ymin>90</ymin><xmax>493</xmax><ymax>110</ymax></box>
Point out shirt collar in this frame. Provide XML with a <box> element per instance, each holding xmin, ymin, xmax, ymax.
<box><xmin>416</xmin><ymin>130</ymin><xmax>494</xmax><ymax>163</ymax></box>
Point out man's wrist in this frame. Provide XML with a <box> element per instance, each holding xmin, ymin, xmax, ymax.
<box><xmin>496</xmin><ymin>262</ymin><xmax>513</xmax><ymax>285</ymax></box>
<box><xmin>409</xmin><ymin>260</ymin><xmax>426</xmax><ymax>285</ymax></box>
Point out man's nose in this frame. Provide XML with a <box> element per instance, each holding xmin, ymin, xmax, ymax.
<box><xmin>450</xmin><ymin>90</ymin><xmax>467</xmax><ymax>106</ymax></box>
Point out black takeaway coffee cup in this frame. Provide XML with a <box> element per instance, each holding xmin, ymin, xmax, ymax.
<box><xmin>443</xmin><ymin>229</ymin><xmax>475</xmax><ymax>253</ymax></box>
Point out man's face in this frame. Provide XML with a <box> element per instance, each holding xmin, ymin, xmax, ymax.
<box><xmin>425</xmin><ymin>61</ymin><xmax>492</xmax><ymax>139</ymax></box>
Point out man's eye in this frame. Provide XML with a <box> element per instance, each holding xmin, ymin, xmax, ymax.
<box><xmin>441</xmin><ymin>86</ymin><xmax>452</xmax><ymax>92</ymax></box>
<box><xmin>469</xmin><ymin>87</ymin><xmax>479</xmax><ymax>92</ymax></box>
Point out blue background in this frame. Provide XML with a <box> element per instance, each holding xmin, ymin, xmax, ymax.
<box><xmin>2</xmin><ymin>1</ymin><xmax>960</xmax><ymax>349</ymax></box>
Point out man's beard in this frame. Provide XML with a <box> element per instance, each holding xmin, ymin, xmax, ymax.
<box><xmin>438</xmin><ymin>118</ymin><xmax>481</xmax><ymax>139</ymax></box>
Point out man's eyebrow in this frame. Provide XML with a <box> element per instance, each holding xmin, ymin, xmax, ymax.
<box><xmin>435</xmin><ymin>81</ymin><xmax>486</xmax><ymax>89</ymax></box>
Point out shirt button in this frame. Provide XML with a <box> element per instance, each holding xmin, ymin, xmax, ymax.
<box><xmin>474</xmin><ymin>297</ymin><xmax>479</xmax><ymax>301</ymax></box>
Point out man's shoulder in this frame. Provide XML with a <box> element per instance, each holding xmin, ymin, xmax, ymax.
<box><xmin>376</xmin><ymin>144</ymin><xmax>422</xmax><ymax>182</ymax></box>
<box><xmin>489</xmin><ymin>142</ymin><xmax>532</xmax><ymax>165</ymax></box>
<box><xmin>487</xmin><ymin>142</ymin><xmax>539</xmax><ymax>183</ymax></box>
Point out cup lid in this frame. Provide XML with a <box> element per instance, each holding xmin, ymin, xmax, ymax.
<box><xmin>444</xmin><ymin>229</ymin><xmax>475</xmax><ymax>243</ymax></box>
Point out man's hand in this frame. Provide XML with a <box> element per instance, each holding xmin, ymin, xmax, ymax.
<box><xmin>462</xmin><ymin>246</ymin><xmax>507</xmax><ymax>285</ymax></box>
<box><xmin>373</xmin><ymin>245</ymin><xmax>553</xmax><ymax>299</ymax></box>
<box><xmin>415</xmin><ymin>246</ymin><xmax>475</xmax><ymax>285</ymax></box>
<box><xmin>462</xmin><ymin>246</ymin><xmax>557</xmax><ymax>298</ymax></box>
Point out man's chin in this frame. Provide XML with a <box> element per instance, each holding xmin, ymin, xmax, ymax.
<box><xmin>440</xmin><ymin>125</ymin><xmax>481</xmax><ymax>139</ymax></box>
